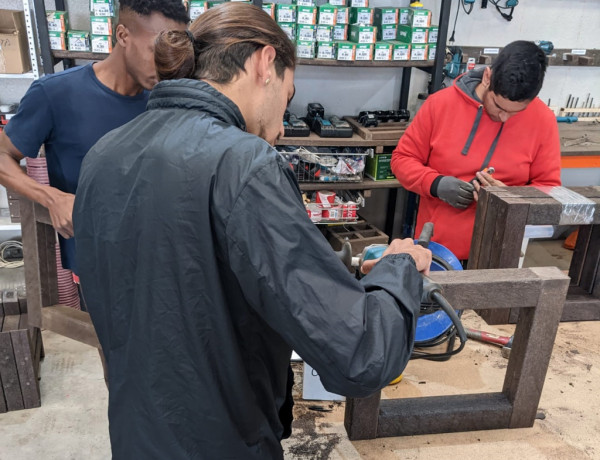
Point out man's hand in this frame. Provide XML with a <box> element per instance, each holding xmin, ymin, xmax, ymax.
<box><xmin>47</xmin><ymin>191</ymin><xmax>75</xmax><ymax>238</ymax></box>
<box><xmin>473</xmin><ymin>171</ymin><xmax>506</xmax><ymax>202</ymax></box>
<box><xmin>437</xmin><ymin>176</ymin><xmax>475</xmax><ymax>209</ymax></box>
<box><xmin>361</xmin><ymin>238</ymin><xmax>432</xmax><ymax>275</ymax></box>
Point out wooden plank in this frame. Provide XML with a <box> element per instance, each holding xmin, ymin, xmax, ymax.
<box><xmin>503</xmin><ymin>267</ymin><xmax>569</xmax><ymax>427</ymax></box>
<box><xmin>476</xmin><ymin>190</ymin><xmax>501</xmax><ymax>269</ymax></box>
<box><xmin>277</xmin><ymin>131</ymin><xmax>400</xmax><ymax>148</ymax></box>
<box><xmin>0</xmin><ymin>332</ymin><xmax>24</xmax><ymax>411</ymax></box>
<box><xmin>20</xmin><ymin>198</ymin><xmax>43</xmax><ymax>329</ymax></box>
<box><xmin>1</xmin><ymin>290</ymin><xmax>20</xmax><ymax>316</ymax></box>
<box><xmin>467</xmin><ymin>186</ymin><xmax>491</xmax><ymax>268</ymax></box>
<box><xmin>18</xmin><ymin>291</ymin><xmax>27</xmax><ymax>314</ymax></box>
<box><xmin>41</xmin><ymin>306</ymin><xmax>100</xmax><ymax>349</ymax></box>
<box><xmin>343</xmin><ymin>117</ymin><xmax>407</xmax><ymax>141</ymax></box>
<box><xmin>2</xmin><ymin>315</ymin><xmax>20</xmax><ymax>332</ymax></box>
<box><xmin>526</xmin><ymin>198</ymin><xmax>564</xmax><ymax>225</ymax></box>
<box><xmin>298</xmin><ymin>179</ymin><xmax>402</xmax><ymax>191</ymax></box>
<box><xmin>10</xmin><ymin>330</ymin><xmax>40</xmax><ymax>409</ymax></box>
<box><xmin>569</xmin><ymin>225</ymin><xmax>592</xmax><ymax>286</ymax></box>
<box><xmin>18</xmin><ymin>314</ymin><xmax>28</xmax><ymax>330</ymax></box>
<box><xmin>344</xmin><ymin>391</ymin><xmax>381</xmax><ymax>440</ymax></box>
<box><xmin>490</xmin><ymin>197</ymin><xmax>529</xmax><ymax>268</ymax></box>
<box><xmin>580</xmin><ymin>225</ymin><xmax>600</xmax><ymax>293</ymax></box>
<box><xmin>562</xmin><ymin>298</ymin><xmax>600</xmax><ymax>322</ymax></box>
<box><xmin>377</xmin><ymin>393</ymin><xmax>512</xmax><ymax>437</ymax></box>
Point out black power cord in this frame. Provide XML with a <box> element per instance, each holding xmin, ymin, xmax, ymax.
<box><xmin>489</xmin><ymin>0</ymin><xmax>517</xmax><ymax>21</ymax></box>
<box><xmin>449</xmin><ymin>0</ymin><xmax>474</xmax><ymax>43</ymax></box>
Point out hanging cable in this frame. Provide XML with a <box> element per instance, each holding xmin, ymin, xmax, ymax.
<box><xmin>488</xmin><ymin>0</ymin><xmax>517</xmax><ymax>21</ymax></box>
<box><xmin>0</xmin><ymin>240</ymin><xmax>24</xmax><ymax>268</ymax></box>
<box><xmin>449</xmin><ymin>0</ymin><xmax>474</xmax><ymax>43</ymax></box>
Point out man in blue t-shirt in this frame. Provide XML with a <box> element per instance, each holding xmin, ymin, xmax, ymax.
<box><xmin>0</xmin><ymin>0</ymin><xmax>188</xmax><ymax>275</ymax></box>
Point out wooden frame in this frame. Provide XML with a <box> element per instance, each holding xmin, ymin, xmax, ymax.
<box><xmin>469</xmin><ymin>186</ymin><xmax>600</xmax><ymax>324</ymax></box>
<box><xmin>344</xmin><ymin>267</ymin><xmax>569</xmax><ymax>440</ymax></box>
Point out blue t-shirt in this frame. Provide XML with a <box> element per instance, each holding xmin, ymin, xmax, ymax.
<box><xmin>6</xmin><ymin>64</ymin><xmax>149</xmax><ymax>274</ymax></box>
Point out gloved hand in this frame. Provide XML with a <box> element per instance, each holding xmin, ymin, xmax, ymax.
<box><xmin>436</xmin><ymin>176</ymin><xmax>475</xmax><ymax>209</ymax></box>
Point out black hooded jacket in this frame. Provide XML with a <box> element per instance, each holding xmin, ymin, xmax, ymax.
<box><xmin>73</xmin><ymin>79</ymin><xmax>422</xmax><ymax>459</ymax></box>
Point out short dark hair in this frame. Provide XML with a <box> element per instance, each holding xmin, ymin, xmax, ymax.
<box><xmin>155</xmin><ymin>3</ymin><xmax>296</xmax><ymax>83</ymax></box>
<box><xmin>489</xmin><ymin>40</ymin><xmax>547</xmax><ymax>102</ymax></box>
<box><xmin>119</xmin><ymin>0</ymin><xmax>189</xmax><ymax>24</ymax></box>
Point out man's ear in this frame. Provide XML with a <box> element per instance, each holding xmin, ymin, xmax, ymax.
<box><xmin>256</xmin><ymin>45</ymin><xmax>277</xmax><ymax>84</ymax></box>
<box><xmin>115</xmin><ymin>23</ymin><xmax>129</xmax><ymax>48</ymax></box>
<box><xmin>482</xmin><ymin>66</ymin><xmax>492</xmax><ymax>88</ymax></box>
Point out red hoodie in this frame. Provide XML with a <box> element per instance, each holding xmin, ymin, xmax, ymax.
<box><xmin>391</xmin><ymin>72</ymin><xmax>561</xmax><ymax>260</ymax></box>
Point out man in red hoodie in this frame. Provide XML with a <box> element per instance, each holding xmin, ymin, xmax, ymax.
<box><xmin>392</xmin><ymin>40</ymin><xmax>561</xmax><ymax>262</ymax></box>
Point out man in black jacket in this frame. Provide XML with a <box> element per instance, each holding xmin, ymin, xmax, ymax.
<box><xmin>73</xmin><ymin>3</ymin><xmax>431</xmax><ymax>459</ymax></box>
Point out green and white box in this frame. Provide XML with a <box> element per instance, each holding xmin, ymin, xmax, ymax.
<box><xmin>317</xmin><ymin>41</ymin><xmax>336</xmax><ymax>59</ymax></box>
<box><xmin>318</xmin><ymin>4</ymin><xmax>338</xmax><ymax>25</ymax></box>
<box><xmin>48</xmin><ymin>31</ymin><xmax>66</xmax><ymax>50</ymax></box>
<box><xmin>349</xmin><ymin>7</ymin><xmax>373</xmax><ymax>25</ymax></box>
<box><xmin>329</xmin><ymin>0</ymin><xmax>346</xmax><ymax>5</ymax></box>
<box><xmin>355</xmin><ymin>43</ymin><xmax>373</xmax><ymax>60</ymax></box>
<box><xmin>316</xmin><ymin>25</ymin><xmax>333</xmax><ymax>42</ymax></box>
<box><xmin>428</xmin><ymin>44</ymin><xmax>436</xmax><ymax>61</ymax></box>
<box><xmin>207</xmin><ymin>1</ymin><xmax>224</xmax><ymax>7</ymax></box>
<box><xmin>374</xmin><ymin>7</ymin><xmax>398</xmax><ymax>26</ymax></box>
<box><xmin>90</xmin><ymin>16</ymin><xmax>112</xmax><ymax>35</ymax></box>
<box><xmin>396</xmin><ymin>25</ymin><xmax>428</xmax><ymax>44</ymax></box>
<box><xmin>366</xmin><ymin>154</ymin><xmax>395</xmax><ymax>180</ymax></box>
<box><xmin>377</xmin><ymin>24</ymin><xmax>397</xmax><ymax>41</ymax></box>
<box><xmin>262</xmin><ymin>3</ymin><xmax>275</xmax><ymax>18</ymax></box>
<box><xmin>336</xmin><ymin>41</ymin><xmax>355</xmax><ymax>61</ymax></box>
<box><xmin>297</xmin><ymin>6</ymin><xmax>317</xmax><ymax>24</ymax></box>
<box><xmin>349</xmin><ymin>24</ymin><xmax>376</xmax><ymax>44</ymax></box>
<box><xmin>399</xmin><ymin>8</ymin><xmax>410</xmax><ymax>25</ymax></box>
<box><xmin>90</xmin><ymin>0</ymin><xmax>114</xmax><ymax>16</ymax></box>
<box><xmin>296</xmin><ymin>24</ymin><xmax>316</xmax><ymax>41</ymax></box>
<box><xmin>374</xmin><ymin>41</ymin><xmax>392</xmax><ymax>61</ymax></box>
<box><xmin>407</xmin><ymin>8</ymin><xmax>431</xmax><ymax>27</ymax></box>
<box><xmin>276</xmin><ymin>4</ymin><xmax>297</xmax><ymax>23</ymax></box>
<box><xmin>278</xmin><ymin>23</ymin><xmax>296</xmax><ymax>41</ymax></box>
<box><xmin>189</xmin><ymin>1</ymin><xmax>208</xmax><ymax>20</ymax></box>
<box><xmin>391</xmin><ymin>41</ymin><xmax>410</xmax><ymax>61</ymax></box>
<box><xmin>91</xmin><ymin>34</ymin><xmax>112</xmax><ymax>53</ymax></box>
<box><xmin>67</xmin><ymin>30</ymin><xmax>90</xmax><ymax>51</ymax></box>
<box><xmin>296</xmin><ymin>40</ymin><xmax>315</xmax><ymax>58</ymax></box>
<box><xmin>46</xmin><ymin>11</ymin><xmax>69</xmax><ymax>32</ymax></box>
<box><xmin>336</xmin><ymin>6</ymin><xmax>349</xmax><ymax>24</ymax></box>
<box><xmin>333</xmin><ymin>24</ymin><xmax>348</xmax><ymax>40</ymax></box>
<box><xmin>428</xmin><ymin>25</ymin><xmax>438</xmax><ymax>43</ymax></box>
<box><xmin>295</xmin><ymin>0</ymin><xmax>315</xmax><ymax>6</ymax></box>
<box><xmin>410</xmin><ymin>43</ymin><xmax>428</xmax><ymax>60</ymax></box>
<box><xmin>350</xmin><ymin>0</ymin><xmax>368</xmax><ymax>7</ymax></box>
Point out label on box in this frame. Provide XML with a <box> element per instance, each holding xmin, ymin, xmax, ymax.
<box><xmin>48</xmin><ymin>31</ymin><xmax>66</xmax><ymax>50</ymax></box>
<box><xmin>392</xmin><ymin>43</ymin><xmax>410</xmax><ymax>60</ymax></box>
<box><xmin>376</xmin><ymin>8</ymin><xmax>398</xmax><ymax>25</ymax></box>
<box><xmin>337</xmin><ymin>42</ymin><xmax>355</xmax><ymax>60</ymax></box>
<box><xmin>483</xmin><ymin>47</ymin><xmax>500</xmax><ymax>55</ymax></box>
<box><xmin>336</xmin><ymin>7</ymin><xmax>349</xmax><ymax>24</ymax></box>
<box><xmin>316</xmin><ymin>25</ymin><xmax>333</xmax><ymax>42</ymax></box>
<box><xmin>277</xmin><ymin>5</ymin><xmax>297</xmax><ymax>23</ymax></box>
<box><xmin>399</xmin><ymin>8</ymin><xmax>410</xmax><ymax>25</ymax></box>
<box><xmin>90</xmin><ymin>16</ymin><xmax>112</xmax><ymax>35</ymax></box>
<box><xmin>356</xmin><ymin>44</ymin><xmax>372</xmax><ymax>60</ymax></box>
<box><xmin>412</xmin><ymin>28</ymin><xmax>427</xmax><ymax>44</ymax></box>
<box><xmin>329</xmin><ymin>0</ymin><xmax>346</xmax><ymax>5</ymax></box>
<box><xmin>296</xmin><ymin>0</ymin><xmax>315</xmax><ymax>5</ymax></box>
<box><xmin>408</xmin><ymin>9</ymin><xmax>431</xmax><ymax>27</ymax></box>
<box><xmin>379</xmin><ymin>24</ymin><xmax>396</xmax><ymax>41</ymax></box>
<box><xmin>296</xmin><ymin>40</ymin><xmax>315</xmax><ymax>58</ymax></box>
<box><xmin>333</xmin><ymin>24</ymin><xmax>347</xmax><ymax>40</ymax></box>
<box><xmin>350</xmin><ymin>0</ymin><xmax>368</xmax><ymax>6</ymax></box>
<box><xmin>374</xmin><ymin>43</ymin><xmax>391</xmax><ymax>61</ymax></box>
<box><xmin>91</xmin><ymin>34</ymin><xmax>112</xmax><ymax>53</ymax></box>
<box><xmin>262</xmin><ymin>3</ymin><xmax>275</xmax><ymax>18</ymax></box>
<box><xmin>68</xmin><ymin>31</ymin><xmax>90</xmax><ymax>52</ymax></box>
<box><xmin>91</xmin><ymin>0</ymin><xmax>114</xmax><ymax>17</ymax></box>
<box><xmin>47</xmin><ymin>11</ymin><xmax>68</xmax><ymax>32</ymax></box>
<box><xmin>317</xmin><ymin>41</ymin><xmax>335</xmax><ymax>59</ymax></box>
<box><xmin>297</xmin><ymin>6</ymin><xmax>317</xmax><ymax>24</ymax></box>
<box><xmin>411</xmin><ymin>44</ymin><xmax>427</xmax><ymax>60</ymax></box>
<box><xmin>351</xmin><ymin>8</ymin><xmax>373</xmax><ymax>25</ymax></box>
<box><xmin>428</xmin><ymin>26</ymin><xmax>438</xmax><ymax>43</ymax></box>
<box><xmin>189</xmin><ymin>1</ymin><xmax>208</xmax><ymax>20</ymax></box>
<box><xmin>278</xmin><ymin>23</ymin><xmax>296</xmax><ymax>41</ymax></box>
<box><xmin>428</xmin><ymin>45</ymin><xmax>436</xmax><ymax>61</ymax></box>
<box><xmin>297</xmin><ymin>24</ymin><xmax>316</xmax><ymax>41</ymax></box>
<box><xmin>318</xmin><ymin>7</ymin><xmax>337</xmax><ymax>25</ymax></box>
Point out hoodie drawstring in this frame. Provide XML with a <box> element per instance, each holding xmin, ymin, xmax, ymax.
<box><xmin>461</xmin><ymin>105</ymin><xmax>483</xmax><ymax>155</ymax></box>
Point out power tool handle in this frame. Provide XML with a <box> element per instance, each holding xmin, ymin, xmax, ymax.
<box><xmin>417</xmin><ymin>222</ymin><xmax>434</xmax><ymax>249</ymax></box>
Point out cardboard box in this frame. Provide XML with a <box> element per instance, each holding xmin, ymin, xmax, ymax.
<box><xmin>399</xmin><ymin>8</ymin><xmax>410</xmax><ymax>25</ymax></box>
<box><xmin>296</xmin><ymin>24</ymin><xmax>316</xmax><ymax>42</ymax></box>
<box><xmin>316</xmin><ymin>25</ymin><xmax>333</xmax><ymax>42</ymax></box>
<box><xmin>349</xmin><ymin>7</ymin><xmax>373</xmax><ymax>25</ymax></box>
<box><xmin>366</xmin><ymin>154</ymin><xmax>396</xmax><ymax>180</ymax></box>
<box><xmin>48</xmin><ymin>30</ymin><xmax>67</xmax><ymax>51</ymax></box>
<box><xmin>410</xmin><ymin>43</ymin><xmax>428</xmax><ymax>61</ymax></box>
<box><xmin>329</xmin><ymin>0</ymin><xmax>346</xmax><ymax>5</ymax></box>
<box><xmin>207</xmin><ymin>1</ymin><xmax>224</xmax><ymax>7</ymax></box>
<box><xmin>428</xmin><ymin>25</ymin><xmax>438</xmax><ymax>43</ymax></box>
<box><xmin>428</xmin><ymin>44</ymin><xmax>436</xmax><ymax>61</ymax></box>
<box><xmin>297</xmin><ymin>6</ymin><xmax>317</xmax><ymax>24</ymax></box>
<box><xmin>336</xmin><ymin>41</ymin><xmax>355</xmax><ymax>61</ymax></box>
<box><xmin>317</xmin><ymin>41</ymin><xmax>336</xmax><ymax>59</ymax></box>
<box><xmin>91</xmin><ymin>34</ymin><xmax>112</xmax><ymax>53</ymax></box>
<box><xmin>391</xmin><ymin>41</ymin><xmax>410</xmax><ymax>61</ymax></box>
<box><xmin>278</xmin><ymin>22</ymin><xmax>296</xmax><ymax>41</ymax></box>
<box><xmin>333</xmin><ymin>24</ymin><xmax>348</xmax><ymax>40</ymax></box>
<box><xmin>296</xmin><ymin>40</ymin><xmax>315</xmax><ymax>59</ymax></box>
<box><xmin>318</xmin><ymin>4</ymin><xmax>337</xmax><ymax>25</ymax></box>
<box><xmin>377</xmin><ymin>24</ymin><xmax>397</xmax><ymax>41</ymax></box>
<box><xmin>407</xmin><ymin>8</ymin><xmax>431</xmax><ymax>27</ymax></box>
<box><xmin>355</xmin><ymin>42</ymin><xmax>373</xmax><ymax>60</ymax></box>
<box><xmin>90</xmin><ymin>16</ymin><xmax>112</xmax><ymax>35</ymax></box>
<box><xmin>90</xmin><ymin>0</ymin><xmax>114</xmax><ymax>17</ymax></box>
<box><xmin>349</xmin><ymin>24</ymin><xmax>376</xmax><ymax>44</ymax></box>
<box><xmin>396</xmin><ymin>25</ymin><xmax>428</xmax><ymax>44</ymax></box>
<box><xmin>0</xmin><ymin>10</ymin><xmax>31</xmax><ymax>74</ymax></box>
<box><xmin>374</xmin><ymin>7</ymin><xmax>398</xmax><ymax>26</ymax></box>
<box><xmin>276</xmin><ymin>4</ymin><xmax>296</xmax><ymax>23</ymax></box>
<box><xmin>350</xmin><ymin>0</ymin><xmax>368</xmax><ymax>7</ymax></box>
<box><xmin>295</xmin><ymin>0</ymin><xmax>315</xmax><ymax>5</ymax></box>
<box><xmin>262</xmin><ymin>3</ymin><xmax>275</xmax><ymax>19</ymax></box>
<box><xmin>46</xmin><ymin>11</ymin><xmax>69</xmax><ymax>32</ymax></box>
<box><xmin>374</xmin><ymin>41</ymin><xmax>392</xmax><ymax>61</ymax></box>
<box><xmin>336</xmin><ymin>6</ymin><xmax>349</xmax><ymax>24</ymax></box>
<box><xmin>67</xmin><ymin>30</ymin><xmax>90</xmax><ymax>52</ymax></box>
<box><xmin>189</xmin><ymin>1</ymin><xmax>208</xmax><ymax>20</ymax></box>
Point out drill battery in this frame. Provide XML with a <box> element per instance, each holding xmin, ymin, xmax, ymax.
<box><xmin>283</xmin><ymin>110</ymin><xmax>311</xmax><ymax>137</ymax></box>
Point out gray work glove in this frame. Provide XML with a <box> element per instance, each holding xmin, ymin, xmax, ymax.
<box><xmin>436</xmin><ymin>176</ymin><xmax>475</xmax><ymax>209</ymax></box>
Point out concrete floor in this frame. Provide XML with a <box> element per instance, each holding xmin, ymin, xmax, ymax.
<box><xmin>1</xmin><ymin>240</ymin><xmax>599</xmax><ymax>459</ymax></box>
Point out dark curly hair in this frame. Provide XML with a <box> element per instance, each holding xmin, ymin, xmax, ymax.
<box><xmin>119</xmin><ymin>0</ymin><xmax>189</xmax><ymax>24</ymax></box>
